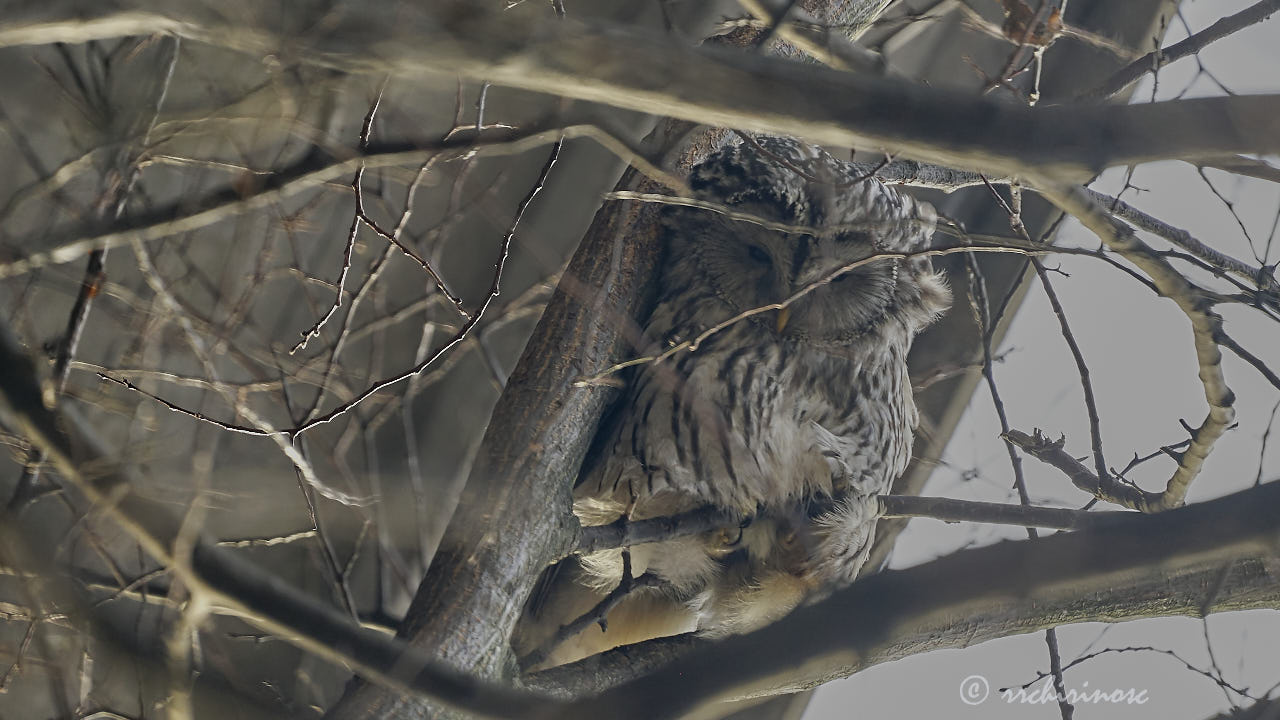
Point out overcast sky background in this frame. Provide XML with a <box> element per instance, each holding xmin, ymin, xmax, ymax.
<box><xmin>807</xmin><ymin>2</ymin><xmax>1280</xmax><ymax>717</ymax></box>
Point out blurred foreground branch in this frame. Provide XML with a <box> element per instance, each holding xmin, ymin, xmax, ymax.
<box><xmin>1</xmin><ymin>3</ymin><xmax>1278</xmax><ymax>182</ymax></box>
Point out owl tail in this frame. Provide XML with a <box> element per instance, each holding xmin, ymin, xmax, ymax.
<box><xmin>512</xmin><ymin>558</ymin><xmax>697</xmax><ymax>671</ymax></box>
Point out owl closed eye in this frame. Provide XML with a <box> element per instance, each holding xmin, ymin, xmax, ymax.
<box><xmin>663</xmin><ymin>136</ymin><xmax>950</xmax><ymax>347</ymax></box>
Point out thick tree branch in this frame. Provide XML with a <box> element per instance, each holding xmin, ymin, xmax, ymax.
<box><xmin>321</xmin><ymin>159</ymin><xmax>669</xmax><ymax>718</ymax></box>
<box><xmin>323</xmin><ymin>2</ymin><xmax>900</xmax><ymax>718</ymax></box>
<box><xmin>1</xmin><ymin>4</ymin><xmax>1279</xmax><ymax>181</ymax></box>
<box><xmin>528</xmin><ymin>481</ymin><xmax>1280</xmax><ymax>715</ymax></box>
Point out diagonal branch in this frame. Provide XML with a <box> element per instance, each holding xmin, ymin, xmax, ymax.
<box><xmin>1005</xmin><ymin>428</ymin><xmax>1162</xmax><ymax>510</ymax></box>
<box><xmin>528</xmin><ymin>481</ymin><xmax>1280</xmax><ymax>714</ymax></box>
<box><xmin>2</xmin><ymin>4</ymin><xmax>1280</xmax><ymax>180</ymax></box>
<box><xmin>1080</xmin><ymin>0</ymin><xmax>1280</xmax><ymax>101</ymax></box>
<box><xmin>1085</xmin><ymin>187</ymin><xmax>1279</xmax><ymax>296</ymax></box>
<box><xmin>0</xmin><ymin>124</ymin><xmax>679</xmax><ymax>281</ymax></box>
<box><xmin>0</xmin><ymin>320</ymin><xmax>563</xmax><ymax>720</ymax></box>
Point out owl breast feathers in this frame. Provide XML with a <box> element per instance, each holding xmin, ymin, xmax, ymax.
<box><xmin>515</xmin><ymin>136</ymin><xmax>951</xmax><ymax>669</ymax></box>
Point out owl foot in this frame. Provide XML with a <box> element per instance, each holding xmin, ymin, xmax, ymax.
<box><xmin>708</xmin><ymin>515</ymin><xmax>755</xmax><ymax>556</ymax></box>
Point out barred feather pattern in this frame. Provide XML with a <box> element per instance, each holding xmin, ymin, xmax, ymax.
<box><xmin>518</xmin><ymin>136</ymin><xmax>950</xmax><ymax>667</ymax></box>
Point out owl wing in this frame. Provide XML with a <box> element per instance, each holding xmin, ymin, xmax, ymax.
<box><xmin>574</xmin><ymin>339</ymin><xmax>775</xmax><ymax>521</ymax></box>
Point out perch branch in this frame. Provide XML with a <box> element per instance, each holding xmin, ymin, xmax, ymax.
<box><xmin>529</xmin><ymin>480</ymin><xmax>1280</xmax><ymax>714</ymax></box>
<box><xmin>573</xmin><ymin>495</ymin><xmax>1133</xmax><ymax>556</ymax></box>
<box><xmin>876</xmin><ymin>494</ymin><xmax>1130</xmax><ymax>530</ymax></box>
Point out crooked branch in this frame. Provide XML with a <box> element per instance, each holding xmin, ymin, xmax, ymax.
<box><xmin>1031</xmin><ymin>182</ymin><xmax>1237</xmax><ymax>512</ymax></box>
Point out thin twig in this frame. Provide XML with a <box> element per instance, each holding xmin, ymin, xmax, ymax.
<box><xmin>1006</xmin><ymin>429</ymin><xmax>1161</xmax><ymax>510</ymax></box>
<box><xmin>967</xmin><ymin>215</ymin><xmax>1074</xmax><ymax>718</ymax></box>
<box><xmin>96</xmin><ymin>374</ymin><xmax>267</xmax><ymax>435</ymax></box>
<box><xmin>911</xmin><ymin>348</ymin><xmax>1012</xmax><ymax>393</ymax></box>
<box><xmin>1016</xmin><ymin>645</ymin><xmax>1256</xmax><ymax>700</ymax></box>
<box><xmin>291</xmin><ymin>87</ymin><xmax>388</xmax><ymax>354</ymax></box>
<box><xmin>1218</xmin><ymin>330</ymin><xmax>1280</xmax><ymax>392</ymax></box>
<box><xmin>988</xmin><ymin>179</ymin><xmax>1114</xmax><ymax>494</ymax></box>
<box><xmin>106</xmin><ymin>143</ymin><xmax>564</xmax><ymax>437</ymax></box>
<box><xmin>1114</xmin><ymin>438</ymin><xmax>1193</xmax><ymax>478</ymax></box>
<box><xmin>1256</xmin><ymin>399</ymin><xmax>1280</xmax><ymax>486</ymax></box>
<box><xmin>294</xmin><ymin>138</ymin><xmax>564</xmax><ymax>432</ymax></box>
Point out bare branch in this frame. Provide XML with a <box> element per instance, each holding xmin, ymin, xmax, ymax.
<box><xmin>0</xmin><ymin>319</ymin><xmax>563</xmax><ymax>720</ymax></box>
<box><xmin>1086</xmin><ymin>187</ymin><xmax>1279</xmax><ymax>295</ymax></box>
<box><xmin>1005</xmin><ymin>428</ymin><xmax>1162</xmax><ymax>510</ymax></box>
<box><xmin>1218</xmin><ymin>331</ymin><xmax>1280</xmax><ymax>392</ymax></box>
<box><xmin>574</xmin><ymin>495</ymin><xmax>1132</xmax><ymax>556</ymax></box>
<box><xmin>528</xmin><ymin>481</ymin><xmax>1280</xmax><ymax>712</ymax></box>
<box><xmin>2</xmin><ymin>5</ymin><xmax>1279</xmax><ymax>180</ymax></box>
<box><xmin>877</xmin><ymin>494</ymin><xmax>1130</xmax><ymax>530</ymax></box>
<box><xmin>575</xmin><ymin>241</ymin><xmax>1060</xmax><ymax>387</ymax></box>
<box><xmin>1032</xmin><ymin>182</ymin><xmax>1237</xmax><ymax>511</ymax></box>
<box><xmin>1081</xmin><ymin>0</ymin><xmax>1280</xmax><ymax>101</ymax></box>
<box><xmin>0</xmin><ymin>124</ymin><xmax>677</xmax><ymax>281</ymax></box>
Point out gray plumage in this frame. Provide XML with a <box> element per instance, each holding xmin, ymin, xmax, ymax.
<box><xmin>516</xmin><ymin>136</ymin><xmax>950</xmax><ymax>668</ymax></box>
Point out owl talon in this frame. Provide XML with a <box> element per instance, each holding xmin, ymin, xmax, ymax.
<box><xmin>709</xmin><ymin>524</ymin><xmax>745</xmax><ymax>555</ymax></box>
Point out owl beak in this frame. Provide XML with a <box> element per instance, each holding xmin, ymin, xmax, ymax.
<box><xmin>776</xmin><ymin>306</ymin><xmax>792</xmax><ymax>332</ymax></box>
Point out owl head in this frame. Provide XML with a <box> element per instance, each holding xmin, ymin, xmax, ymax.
<box><xmin>665</xmin><ymin>135</ymin><xmax>950</xmax><ymax>346</ymax></box>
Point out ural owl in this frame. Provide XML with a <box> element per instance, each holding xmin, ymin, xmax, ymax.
<box><xmin>516</xmin><ymin>136</ymin><xmax>950</xmax><ymax>668</ymax></box>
